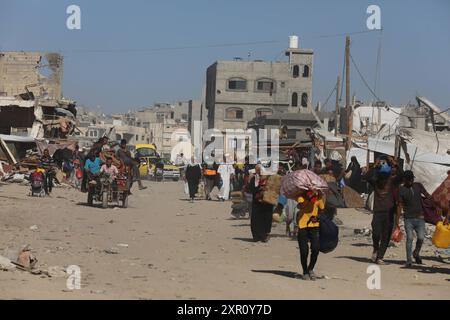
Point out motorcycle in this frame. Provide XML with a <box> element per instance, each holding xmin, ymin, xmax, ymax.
<box><xmin>154</xmin><ymin>167</ymin><xmax>164</xmax><ymax>182</ymax></box>
<box><xmin>87</xmin><ymin>173</ymin><xmax>130</xmax><ymax>208</ymax></box>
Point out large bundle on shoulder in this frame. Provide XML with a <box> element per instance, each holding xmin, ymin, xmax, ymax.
<box><xmin>280</xmin><ymin>169</ymin><xmax>328</xmax><ymax>200</ymax></box>
<box><xmin>261</xmin><ymin>174</ymin><xmax>282</xmax><ymax>206</ymax></box>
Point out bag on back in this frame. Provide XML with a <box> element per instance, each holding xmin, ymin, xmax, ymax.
<box><xmin>319</xmin><ymin>215</ymin><xmax>339</xmax><ymax>253</ymax></box>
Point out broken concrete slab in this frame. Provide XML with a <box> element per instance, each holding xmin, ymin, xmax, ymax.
<box><xmin>0</xmin><ymin>254</ymin><xmax>16</xmax><ymax>271</ymax></box>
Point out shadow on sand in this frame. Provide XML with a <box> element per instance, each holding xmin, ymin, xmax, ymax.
<box><xmin>231</xmin><ymin>224</ymin><xmax>251</xmax><ymax>227</ymax></box>
<box><xmin>232</xmin><ymin>237</ymin><xmax>257</xmax><ymax>243</ymax></box>
<box><xmin>336</xmin><ymin>255</ymin><xmax>450</xmax><ymax>276</ymax></box>
<box><xmin>75</xmin><ymin>202</ymin><xmax>126</xmax><ymax>209</ymax></box>
<box><xmin>351</xmin><ymin>243</ymin><xmax>373</xmax><ymax>247</ymax></box>
<box><xmin>251</xmin><ymin>269</ymin><xmax>299</xmax><ymax>279</ymax></box>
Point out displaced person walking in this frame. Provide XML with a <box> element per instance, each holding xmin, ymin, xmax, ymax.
<box><xmin>185</xmin><ymin>158</ymin><xmax>202</xmax><ymax>203</ymax></box>
<box><xmin>218</xmin><ymin>159</ymin><xmax>235</xmax><ymax>201</ymax></box>
<box><xmin>40</xmin><ymin>148</ymin><xmax>56</xmax><ymax>195</ymax></box>
<box><xmin>366</xmin><ymin>166</ymin><xmax>396</xmax><ymax>265</ymax></box>
<box><xmin>296</xmin><ymin>190</ymin><xmax>325</xmax><ymax>280</ymax></box>
<box><xmin>345</xmin><ymin>156</ymin><xmax>363</xmax><ymax>193</ymax></box>
<box><xmin>396</xmin><ymin>170</ymin><xmax>431</xmax><ymax>267</ymax></box>
<box><xmin>203</xmin><ymin>161</ymin><xmax>219</xmax><ymax>200</ymax></box>
<box><xmin>248</xmin><ymin>165</ymin><xmax>274</xmax><ymax>242</ymax></box>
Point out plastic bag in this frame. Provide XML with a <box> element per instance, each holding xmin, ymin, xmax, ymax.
<box><xmin>391</xmin><ymin>226</ymin><xmax>403</xmax><ymax>243</ymax></box>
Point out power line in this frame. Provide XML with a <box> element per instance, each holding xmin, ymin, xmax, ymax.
<box><xmin>313</xmin><ymin>29</ymin><xmax>381</xmax><ymax>39</ymax></box>
<box><xmin>321</xmin><ymin>83</ymin><xmax>337</xmax><ymax>111</ymax></box>
<box><xmin>3</xmin><ymin>30</ymin><xmax>383</xmax><ymax>55</ymax></box>
<box><xmin>350</xmin><ymin>52</ymin><xmax>450</xmax><ymax>119</ymax></box>
<box><xmin>62</xmin><ymin>40</ymin><xmax>285</xmax><ymax>54</ymax></box>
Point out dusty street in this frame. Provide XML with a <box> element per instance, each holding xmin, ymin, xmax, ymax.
<box><xmin>0</xmin><ymin>181</ymin><xmax>449</xmax><ymax>300</ymax></box>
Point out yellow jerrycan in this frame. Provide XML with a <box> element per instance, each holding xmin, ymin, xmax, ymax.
<box><xmin>432</xmin><ymin>221</ymin><xmax>450</xmax><ymax>249</ymax></box>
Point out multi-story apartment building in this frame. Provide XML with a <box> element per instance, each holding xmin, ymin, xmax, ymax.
<box><xmin>205</xmin><ymin>36</ymin><xmax>314</xmax><ymax>131</ymax></box>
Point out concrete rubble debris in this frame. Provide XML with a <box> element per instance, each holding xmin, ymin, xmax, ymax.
<box><xmin>11</xmin><ymin>174</ymin><xmax>25</xmax><ymax>183</ymax></box>
<box><xmin>0</xmin><ymin>254</ymin><xmax>16</xmax><ymax>271</ymax></box>
<box><xmin>46</xmin><ymin>266</ymin><xmax>67</xmax><ymax>278</ymax></box>
<box><xmin>15</xmin><ymin>245</ymin><xmax>38</xmax><ymax>270</ymax></box>
<box><xmin>354</xmin><ymin>228</ymin><xmax>372</xmax><ymax>237</ymax></box>
<box><xmin>104</xmin><ymin>248</ymin><xmax>119</xmax><ymax>254</ymax></box>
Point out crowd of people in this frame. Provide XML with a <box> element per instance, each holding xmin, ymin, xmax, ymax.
<box><xmin>180</xmin><ymin>150</ymin><xmax>450</xmax><ymax>280</ymax></box>
<box><xmin>31</xmin><ymin>138</ymin><xmax>449</xmax><ymax>281</ymax></box>
<box><xmin>33</xmin><ymin>137</ymin><xmax>148</xmax><ymax>197</ymax></box>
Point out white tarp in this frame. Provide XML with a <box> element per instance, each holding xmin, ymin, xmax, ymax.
<box><xmin>347</xmin><ymin>147</ymin><xmax>374</xmax><ymax>167</ymax></box>
<box><xmin>352</xmin><ymin>129</ymin><xmax>450</xmax><ymax>193</ymax></box>
<box><xmin>314</xmin><ymin>129</ymin><xmax>344</xmax><ymax>142</ymax></box>
<box><xmin>353</xmin><ymin>106</ymin><xmax>401</xmax><ymax>134</ymax></box>
<box><xmin>405</xmin><ymin>162</ymin><xmax>448</xmax><ymax>193</ymax></box>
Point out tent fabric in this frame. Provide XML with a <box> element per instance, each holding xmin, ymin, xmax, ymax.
<box><xmin>350</xmin><ymin>128</ymin><xmax>450</xmax><ymax>193</ymax></box>
<box><xmin>347</xmin><ymin>147</ymin><xmax>374</xmax><ymax>167</ymax></box>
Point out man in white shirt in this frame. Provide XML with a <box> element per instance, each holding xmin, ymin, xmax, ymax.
<box><xmin>217</xmin><ymin>157</ymin><xmax>235</xmax><ymax>201</ymax></box>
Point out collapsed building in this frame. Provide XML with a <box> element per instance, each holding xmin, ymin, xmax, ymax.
<box><xmin>346</xmin><ymin>96</ymin><xmax>450</xmax><ymax>193</ymax></box>
<box><xmin>0</xmin><ymin>52</ymin><xmax>78</xmax><ymax>177</ymax></box>
<box><xmin>0</xmin><ymin>52</ymin><xmax>77</xmax><ymax>139</ymax></box>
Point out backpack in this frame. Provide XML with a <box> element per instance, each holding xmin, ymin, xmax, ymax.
<box><xmin>319</xmin><ymin>215</ymin><xmax>339</xmax><ymax>253</ymax></box>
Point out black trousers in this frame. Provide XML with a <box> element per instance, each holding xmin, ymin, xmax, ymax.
<box><xmin>81</xmin><ymin>169</ymin><xmax>87</xmax><ymax>192</ymax></box>
<box><xmin>250</xmin><ymin>202</ymin><xmax>273</xmax><ymax>241</ymax></box>
<box><xmin>204</xmin><ymin>177</ymin><xmax>216</xmax><ymax>199</ymax></box>
<box><xmin>44</xmin><ymin>171</ymin><xmax>55</xmax><ymax>194</ymax></box>
<box><xmin>187</xmin><ymin>179</ymin><xmax>199</xmax><ymax>199</ymax></box>
<box><xmin>371</xmin><ymin>211</ymin><xmax>391</xmax><ymax>260</ymax></box>
<box><xmin>297</xmin><ymin>227</ymin><xmax>320</xmax><ymax>274</ymax></box>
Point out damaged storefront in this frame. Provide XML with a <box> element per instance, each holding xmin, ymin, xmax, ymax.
<box><xmin>0</xmin><ymin>97</ymin><xmax>77</xmax><ymax>139</ymax></box>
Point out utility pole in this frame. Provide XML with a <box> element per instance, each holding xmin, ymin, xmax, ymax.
<box><xmin>345</xmin><ymin>36</ymin><xmax>352</xmax><ymax>151</ymax></box>
<box><xmin>335</xmin><ymin>76</ymin><xmax>340</xmax><ymax>137</ymax></box>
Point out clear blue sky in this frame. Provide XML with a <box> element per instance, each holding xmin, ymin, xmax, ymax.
<box><xmin>1</xmin><ymin>0</ymin><xmax>449</xmax><ymax>113</ymax></box>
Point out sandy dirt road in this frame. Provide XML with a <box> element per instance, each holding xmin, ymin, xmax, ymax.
<box><xmin>0</xmin><ymin>181</ymin><xmax>449</xmax><ymax>300</ymax></box>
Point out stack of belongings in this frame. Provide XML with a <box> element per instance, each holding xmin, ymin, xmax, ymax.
<box><xmin>432</xmin><ymin>173</ymin><xmax>450</xmax><ymax>221</ymax></box>
<box><xmin>101</xmin><ymin>150</ymin><xmax>122</xmax><ymax>169</ymax></box>
<box><xmin>342</xmin><ymin>186</ymin><xmax>364</xmax><ymax>208</ymax></box>
<box><xmin>100</xmin><ymin>150</ymin><xmax>129</xmax><ymax>181</ymax></box>
<box><xmin>432</xmin><ymin>173</ymin><xmax>450</xmax><ymax>212</ymax></box>
<box><xmin>261</xmin><ymin>174</ymin><xmax>283</xmax><ymax>222</ymax></box>
<box><xmin>262</xmin><ymin>174</ymin><xmax>282</xmax><ymax>205</ymax></box>
<box><xmin>281</xmin><ymin>169</ymin><xmax>328</xmax><ymax>200</ymax></box>
<box><xmin>230</xmin><ymin>191</ymin><xmax>248</xmax><ymax>218</ymax></box>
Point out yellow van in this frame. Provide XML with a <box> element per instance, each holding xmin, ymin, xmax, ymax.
<box><xmin>135</xmin><ymin>144</ymin><xmax>159</xmax><ymax>178</ymax></box>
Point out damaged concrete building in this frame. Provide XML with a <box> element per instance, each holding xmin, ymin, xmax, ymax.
<box><xmin>0</xmin><ymin>52</ymin><xmax>77</xmax><ymax>139</ymax></box>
